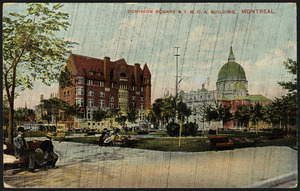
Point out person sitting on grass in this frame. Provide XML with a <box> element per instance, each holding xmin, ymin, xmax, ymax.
<box><xmin>13</xmin><ymin>127</ymin><xmax>46</xmax><ymax>173</ymax></box>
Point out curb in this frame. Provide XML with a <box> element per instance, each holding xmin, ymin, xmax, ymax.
<box><xmin>243</xmin><ymin>171</ymin><xmax>298</xmax><ymax>188</ymax></box>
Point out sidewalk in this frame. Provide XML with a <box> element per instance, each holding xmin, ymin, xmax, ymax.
<box><xmin>3</xmin><ymin>143</ymin><xmax>297</xmax><ymax>188</ymax></box>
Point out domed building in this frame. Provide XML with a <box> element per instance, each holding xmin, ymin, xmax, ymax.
<box><xmin>182</xmin><ymin>45</ymin><xmax>270</xmax><ymax>130</ymax></box>
<box><xmin>216</xmin><ymin>46</ymin><xmax>249</xmax><ymax>100</ymax></box>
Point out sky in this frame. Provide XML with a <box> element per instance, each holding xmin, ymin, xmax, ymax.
<box><xmin>3</xmin><ymin>3</ymin><xmax>297</xmax><ymax>109</ymax></box>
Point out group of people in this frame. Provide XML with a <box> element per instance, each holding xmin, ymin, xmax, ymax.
<box><xmin>13</xmin><ymin>127</ymin><xmax>58</xmax><ymax>173</ymax></box>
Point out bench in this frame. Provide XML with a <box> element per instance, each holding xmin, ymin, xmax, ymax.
<box><xmin>4</xmin><ymin>141</ymin><xmax>54</xmax><ymax>170</ymax></box>
<box><xmin>4</xmin><ymin>141</ymin><xmax>44</xmax><ymax>169</ymax></box>
<box><xmin>209</xmin><ymin>136</ymin><xmax>234</xmax><ymax>151</ymax></box>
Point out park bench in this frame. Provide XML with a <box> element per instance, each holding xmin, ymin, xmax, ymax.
<box><xmin>4</xmin><ymin>141</ymin><xmax>45</xmax><ymax>170</ymax></box>
<box><xmin>209</xmin><ymin>136</ymin><xmax>234</xmax><ymax>151</ymax></box>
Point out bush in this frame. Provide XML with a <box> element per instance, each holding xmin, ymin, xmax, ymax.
<box><xmin>166</xmin><ymin>122</ymin><xmax>180</xmax><ymax>137</ymax></box>
<box><xmin>166</xmin><ymin>122</ymin><xmax>198</xmax><ymax>137</ymax></box>
<box><xmin>182</xmin><ymin>122</ymin><xmax>198</xmax><ymax>136</ymax></box>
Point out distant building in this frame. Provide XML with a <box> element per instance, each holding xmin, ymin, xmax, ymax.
<box><xmin>183</xmin><ymin>46</ymin><xmax>271</xmax><ymax>130</ymax></box>
<box><xmin>59</xmin><ymin>53</ymin><xmax>151</xmax><ymax>130</ymax></box>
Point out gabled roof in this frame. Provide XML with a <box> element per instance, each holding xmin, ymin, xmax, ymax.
<box><xmin>143</xmin><ymin>64</ymin><xmax>151</xmax><ymax>77</ymax></box>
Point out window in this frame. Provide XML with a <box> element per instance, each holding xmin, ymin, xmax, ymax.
<box><xmin>89</xmin><ymin>70</ymin><xmax>95</xmax><ymax>75</ymax></box>
<box><xmin>99</xmin><ymin>81</ymin><xmax>104</xmax><ymax>87</ymax></box>
<box><xmin>120</xmin><ymin>72</ymin><xmax>127</xmax><ymax>77</ymax></box>
<box><xmin>132</xmin><ymin>102</ymin><xmax>136</xmax><ymax>108</ymax></box>
<box><xmin>75</xmin><ymin>77</ymin><xmax>84</xmax><ymax>84</ymax></box>
<box><xmin>236</xmin><ymin>101</ymin><xmax>239</xmax><ymax>106</ymax></box>
<box><xmin>118</xmin><ymin>103</ymin><xmax>127</xmax><ymax>109</ymax></box>
<box><xmin>75</xmin><ymin>98</ymin><xmax>84</xmax><ymax>107</ymax></box>
<box><xmin>119</xmin><ymin>92</ymin><xmax>128</xmax><ymax>99</ymax></box>
<box><xmin>110</xmin><ymin>95</ymin><xmax>115</xmax><ymax>102</ymax></box>
<box><xmin>99</xmin><ymin>100</ymin><xmax>105</xmax><ymax>108</ymax></box>
<box><xmin>141</xmin><ymin>87</ymin><xmax>144</xmax><ymax>91</ymax></box>
<box><xmin>132</xmin><ymin>95</ymin><xmax>136</xmax><ymax>101</ymax></box>
<box><xmin>88</xmin><ymin>99</ymin><xmax>94</xmax><ymax>107</ymax></box>
<box><xmin>100</xmin><ymin>91</ymin><xmax>105</xmax><ymax>97</ymax></box>
<box><xmin>140</xmin><ymin>104</ymin><xmax>144</xmax><ymax>110</ymax></box>
<box><xmin>140</xmin><ymin>96</ymin><xmax>144</xmax><ymax>101</ymax></box>
<box><xmin>109</xmin><ymin>103</ymin><xmax>115</xmax><ymax>109</ymax></box>
<box><xmin>75</xmin><ymin>87</ymin><xmax>84</xmax><ymax>95</ymax></box>
<box><xmin>88</xmin><ymin>89</ymin><xmax>94</xmax><ymax>96</ymax></box>
<box><xmin>87</xmin><ymin>110</ymin><xmax>92</xmax><ymax>120</ymax></box>
<box><xmin>88</xmin><ymin>80</ymin><xmax>93</xmax><ymax>86</ymax></box>
<box><xmin>119</xmin><ymin>84</ymin><xmax>128</xmax><ymax>90</ymax></box>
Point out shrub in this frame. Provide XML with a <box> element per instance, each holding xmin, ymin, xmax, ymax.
<box><xmin>166</xmin><ymin>122</ymin><xmax>180</xmax><ymax>137</ymax></box>
<box><xmin>182</xmin><ymin>122</ymin><xmax>198</xmax><ymax>136</ymax></box>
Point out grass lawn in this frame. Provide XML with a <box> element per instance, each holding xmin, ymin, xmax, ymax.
<box><xmin>64</xmin><ymin>134</ymin><xmax>297</xmax><ymax>152</ymax></box>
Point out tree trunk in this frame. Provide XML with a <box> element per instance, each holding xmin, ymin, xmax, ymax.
<box><xmin>8</xmin><ymin>104</ymin><xmax>14</xmax><ymax>144</ymax></box>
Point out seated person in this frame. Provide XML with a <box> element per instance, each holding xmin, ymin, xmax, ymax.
<box><xmin>13</xmin><ymin>127</ymin><xmax>46</xmax><ymax>173</ymax></box>
<box><xmin>39</xmin><ymin>133</ymin><xmax>58</xmax><ymax>169</ymax></box>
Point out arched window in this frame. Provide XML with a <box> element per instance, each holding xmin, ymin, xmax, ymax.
<box><xmin>100</xmin><ymin>91</ymin><xmax>105</xmax><ymax>97</ymax></box>
<box><xmin>88</xmin><ymin>89</ymin><xmax>94</xmax><ymax>96</ymax></box>
<box><xmin>110</xmin><ymin>95</ymin><xmax>115</xmax><ymax>102</ymax></box>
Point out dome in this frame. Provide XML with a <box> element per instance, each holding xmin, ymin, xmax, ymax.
<box><xmin>218</xmin><ymin>62</ymin><xmax>246</xmax><ymax>81</ymax></box>
<box><xmin>217</xmin><ymin>45</ymin><xmax>246</xmax><ymax>81</ymax></box>
<box><xmin>234</xmin><ymin>82</ymin><xmax>246</xmax><ymax>90</ymax></box>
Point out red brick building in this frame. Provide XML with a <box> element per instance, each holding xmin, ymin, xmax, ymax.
<box><xmin>59</xmin><ymin>53</ymin><xmax>151</xmax><ymax>129</ymax></box>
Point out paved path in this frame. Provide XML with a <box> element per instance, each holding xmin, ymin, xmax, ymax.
<box><xmin>3</xmin><ymin>141</ymin><xmax>297</xmax><ymax>188</ymax></box>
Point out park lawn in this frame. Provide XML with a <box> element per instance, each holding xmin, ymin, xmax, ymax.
<box><xmin>65</xmin><ymin>136</ymin><xmax>297</xmax><ymax>152</ymax></box>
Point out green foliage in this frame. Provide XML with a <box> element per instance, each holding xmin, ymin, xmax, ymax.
<box><xmin>182</xmin><ymin>122</ymin><xmax>198</xmax><ymax>136</ymax></box>
<box><xmin>126</xmin><ymin>107</ymin><xmax>138</xmax><ymax>123</ymax></box>
<box><xmin>59</xmin><ymin>66</ymin><xmax>74</xmax><ymax>88</ymax></box>
<box><xmin>92</xmin><ymin>109</ymin><xmax>107</xmax><ymax>122</ymax></box>
<box><xmin>115</xmin><ymin>115</ymin><xmax>127</xmax><ymax>127</ymax></box>
<box><xmin>234</xmin><ymin>105</ymin><xmax>250</xmax><ymax>128</ymax></box>
<box><xmin>3</xmin><ymin>3</ymin><xmax>77</xmax><ymax>144</ymax></box>
<box><xmin>150</xmin><ymin>95</ymin><xmax>191</xmax><ymax>127</ymax></box>
<box><xmin>14</xmin><ymin>107</ymin><xmax>35</xmax><ymax>126</ymax></box>
<box><xmin>278</xmin><ymin>59</ymin><xmax>297</xmax><ymax>93</ymax></box>
<box><xmin>166</xmin><ymin>122</ymin><xmax>180</xmax><ymax>137</ymax></box>
<box><xmin>3</xmin><ymin>3</ymin><xmax>76</xmax><ymax>91</ymax></box>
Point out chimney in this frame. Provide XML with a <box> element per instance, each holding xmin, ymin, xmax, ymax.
<box><xmin>104</xmin><ymin>57</ymin><xmax>111</xmax><ymax>86</ymax></box>
<box><xmin>134</xmin><ymin>63</ymin><xmax>140</xmax><ymax>85</ymax></box>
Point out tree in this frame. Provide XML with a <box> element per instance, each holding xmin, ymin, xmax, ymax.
<box><xmin>3</xmin><ymin>3</ymin><xmax>76</xmax><ymax>144</ymax></box>
<box><xmin>92</xmin><ymin>109</ymin><xmax>108</xmax><ymax>122</ymax></box>
<box><xmin>262</xmin><ymin>103</ymin><xmax>278</xmax><ymax>129</ymax></box>
<box><xmin>234</xmin><ymin>105</ymin><xmax>251</xmax><ymax>130</ymax></box>
<box><xmin>115</xmin><ymin>116</ymin><xmax>127</xmax><ymax>128</ymax></box>
<box><xmin>278</xmin><ymin>59</ymin><xmax>297</xmax><ymax>93</ymax></box>
<box><xmin>220</xmin><ymin>105</ymin><xmax>233</xmax><ymax>129</ymax></box>
<box><xmin>14</xmin><ymin>107</ymin><xmax>35</xmax><ymax>127</ymax></box>
<box><xmin>151</xmin><ymin>98</ymin><xmax>164</xmax><ymax>128</ymax></box>
<box><xmin>249</xmin><ymin>102</ymin><xmax>263</xmax><ymax>135</ymax></box>
<box><xmin>127</xmin><ymin>107</ymin><xmax>139</xmax><ymax>124</ymax></box>
<box><xmin>277</xmin><ymin>59</ymin><xmax>297</xmax><ymax>131</ymax></box>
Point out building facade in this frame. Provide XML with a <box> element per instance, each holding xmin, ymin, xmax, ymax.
<box><xmin>183</xmin><ymin>46</ymin><xmax>270</xmax><ymax>130</ymax></box>
<box><xmin>59</xmin><ymin>53</ymin><xmax>151</xmax><ymax>130</ymax></box>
